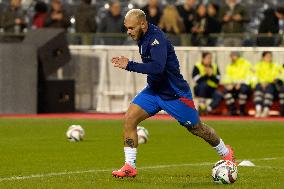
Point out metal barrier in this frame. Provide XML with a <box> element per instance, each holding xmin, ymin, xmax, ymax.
<box><xmin>1</xmin><ymin>32</ymin><xmax>283</xmax><ymax>46</ymax></box>
<box><xmin>67</xmin><ymin>33</ymin><xmax>284</xmax><ymax>47</ymax></box>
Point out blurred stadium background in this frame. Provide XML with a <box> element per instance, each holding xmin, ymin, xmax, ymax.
<box><xmin>0</xmin><ymin>0</ymin><xmax>284</xmax><ymax>115</ymax></box>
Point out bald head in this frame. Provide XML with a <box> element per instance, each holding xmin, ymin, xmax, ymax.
<box><xmin>124</xmin><ymin>9</ymin><xmax>148</xmax><ymax>41</ymax></box>
<box><xmin>125</xmin><ymin>9</ymin><xmax>147</xmax><ymax>22</ymax></box>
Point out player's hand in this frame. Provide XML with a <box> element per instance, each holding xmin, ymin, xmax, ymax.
<box><xmin>111</xmin><ymin>56</ymin><xmax>129</xmax><ymax>69</ymax></box>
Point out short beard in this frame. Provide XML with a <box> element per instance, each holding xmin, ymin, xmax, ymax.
<box><xmin>137</xmin><ymin>28</ymin><xmax>144</xmax><ymax>41</ymax></box>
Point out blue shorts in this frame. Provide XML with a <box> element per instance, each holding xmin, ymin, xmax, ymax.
<box><xmin>132</xmin><ymin>87</ymin><xmax>200</xmax><ymax>128</ymax></box>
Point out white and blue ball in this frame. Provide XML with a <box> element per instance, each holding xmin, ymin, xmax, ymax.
<box><xmin>137</xmin><ymin>126</ymin><xmax>149</xmax><ymax>144</ymax></box>
<box><xmin>212</xmin><ymin>160</ymin><xmax>238</xmax><ymax>184</ymax></box>
<box><xmin>66</xmin><ymin>125</ymin><xmax>85</xmax><ymax>142</ymax></box>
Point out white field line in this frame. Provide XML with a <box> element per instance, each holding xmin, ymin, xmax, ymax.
<box><xmin>0</xmin><ymin>156</ymin><xmax>283</xmax><ymax>182</ymax></box>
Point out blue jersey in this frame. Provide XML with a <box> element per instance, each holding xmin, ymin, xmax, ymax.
<box><xmin>126</xmin><ymin>24</ymin><xmax>191</xmax><ymax>100</ymax></box>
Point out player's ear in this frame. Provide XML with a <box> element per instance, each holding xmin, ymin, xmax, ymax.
<box><xmin>141</xmin><ymin>21</ymin><xmax>146</xmax><ymax>29</ymax></box>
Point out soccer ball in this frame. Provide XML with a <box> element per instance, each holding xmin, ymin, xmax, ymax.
<box><xmin>66</xmin><ymin>125</ymin><xmax>85</xmax><ymax>142</ymax></box>
<box><xmin>137</xmin><ymin>126</ymin><xmax>149</xmax><ymax>144</ymax></box>
<box><xmin>212</xmin><ymin>160</ymin><xmax>238</xmax><ymax>184</ymax></box>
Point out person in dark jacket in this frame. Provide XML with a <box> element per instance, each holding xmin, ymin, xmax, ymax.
<box><xmin>98</xmin><ymin>0</ymin><xmax>125</xmax><ymax>45</ymax></box>
<box><xmin>75</xmin><ymin>0</ymin><xmax>96</xmax><ymax>33</ymax></box>
<box><xmin>256</xmin><ymin>7</ymin><xmax>284</xmax><ymax>46</ymax></box>
<box><xmin>0</xmin><ymin>0</ymin><xmax>26</xmax><ymax>33</ymax></box>
<box><xmin>191</xmin><ymin>3</ymin><xmax>221</xmax><ymax>46</ymax></box>
<box><xmin>32</xmin><ymin>1</ymin><xmax>48</xmax><ymax>29</ymax></box>
<box><xmin>142</xmin><ymin>0</ymin><xmax>162</xmax><ymax>26</ymax></box>
<box><xmin>176</xmin><ymin>0</ymin><xmax>196</xmax><ymax>34</ymax></box>
<box><xmin>191</xmin><ymin>3</ymin><xmax>208</xmax><ymax>46</ymax></box>
<box><xmin>206</xmin><ymin>3</ymin><xmax>221</xmax><ymax>46</ymax></box>
<box><xmin>44</xmin><ymin>0</ymin><xmax>70</xmax><ymax>30</ymax></box>
<box><xmin>111</xmin><ymin>9</ymin><xmax>236</xmax><ymax>178</ymax></box>
<box><xmin>74</xmin><ymin>0</ymin><xmax>96</xmax><ymax>44</ymax></box>
<box><xmin>219</xmin><ymin>0</ymin><xmax>250</xmax><ymax>46</ymax></box>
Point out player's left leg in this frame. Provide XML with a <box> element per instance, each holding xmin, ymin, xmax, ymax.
<box><xmin>112</xmin><ymin>103</ymin><xmax>149</xmax><ymax>178</ymax></box>
<box><xmin>112</xmin><ymin>87</ymin><xmax>161</xmax><ymax>178</ymax></box>
<box><xmin>158</xmin><ymin>95</ymin><xmax>236</xmax><ymax>163</ymax></box>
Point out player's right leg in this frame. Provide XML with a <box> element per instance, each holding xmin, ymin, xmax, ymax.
<box><xmin>157</xmin><ymin>94</ymin><xmax>236</xmax><ymax>164</ymax></box>
<box><xmin>112</xmin><ymin>87</ymin><xmax>161</xmax><ymax>178</ymax></box>
<box><xmin>188</xmin><ymin>122</ymin><xmax>236</xmax><ymax>163</ymax></box>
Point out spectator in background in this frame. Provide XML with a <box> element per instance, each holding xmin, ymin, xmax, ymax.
<box><xmin>0</xmin><ymin>0</ymin><xmax>27</xmax><ymax>33</ymax></box>
<box><xmin>142</xmin><ymin>0</ymin><xmax>162</xmax><ymax>26</ymax></box>
<box><xmin>74</xmin><ymin>0</ymin><xmax>96</xmax><ymax>44</ymax></box>
<box><xmin>32</xmin><ymin>1</ymin><xmax>48</xmax><ymax>29</ymax></box>
<box><xmin>253</xmin><ymin>52</ymin><xmax>282</xmax><ymax>117</ymax></box>
<box><xmin>219</xmin><ymin>0</ymin><xmax>249</xmax><ymax>46</ymax></box>
<box><xmin>75</xmin><ymin>0</ymin><xmax>96</xmax><ymax>33</ymax></box>
<box><xmin>206</xmin><ymin>3</ymin><xmax>221</xmax><ymax>46</ymax></box>
<box><xmin>222</xmin><ymin>52</ymin><xmax>252</xmax><ymax>116</ymax></box>
<box><xmin>256</xmin><ymin>7</ymin><xmax>284</xmax><ymax>47</ymax></box>
<box><xmin>130</xmin><ymin>0</ymin><xmax>147</xmax><ymax>8</ymax></box>
<box><xmin>159</xmin><ymin>5</ymin><xmax>184</xmax><ymax>34</ymax></box>
<box><xmin>191</xmin><ymin>3</ymin><xmax>208</xmax><ymax>46</ymax></box>
<box><xmin>191</xmin><ymin>3</ymin><xmax>221</xmax><ymax>46</ymax></box>
<box><xmin>98</xmin><ymin>0</ymin><xmax>125</xmax><ymax>45</ymax></box>
<box><xmin>192</xmin><ymin>52</ymin><xmax>222</xmax><ymax>114</ymax></box>
<box><xmin>176</xmin><ymin>0</ymin><xmax>196</xmax><ymax>34</ymax></box>
<box><xmin>158</xmin><ymin>5</ymin><xmax>184</xmax><ymax>46</ymax></box>
<box><xmin>44</xmin><ymin>0</ymin><xmax>70</xmax><ymax>30</ymax></box>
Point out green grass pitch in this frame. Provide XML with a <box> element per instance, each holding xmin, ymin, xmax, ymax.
<box><xmin>0</xmin><ymin>118</ymin><xmax>283</xmax><ymax>189</ymax></box>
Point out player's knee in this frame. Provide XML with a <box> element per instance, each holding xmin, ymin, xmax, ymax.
<box><xmin>124</xmin><ymin>112</ymin><xmax>139</xmax><ymax>130</ymax></box>
<box><xmin>187</xmin><ymin>122</ymin><xmax>202</xmax><ymax>135</ymax></box>
<box><xmin>182</xmin><ymin>121</ymin><xmax>202</xmax><ymax>134</ymax></box>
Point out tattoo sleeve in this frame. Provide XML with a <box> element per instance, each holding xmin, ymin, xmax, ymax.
<box><xmin>188</xmin><ymin>122</ymin><xmax>220</xmax><ymax>147</ymax></box>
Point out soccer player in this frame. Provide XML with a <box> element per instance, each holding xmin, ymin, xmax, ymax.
<box><xmin>111</xmin><ymin>9</ymin><xmax>235</xmax><ymax>178</ymax></box>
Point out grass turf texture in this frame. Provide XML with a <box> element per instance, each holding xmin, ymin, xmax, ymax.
<box><xmin>0</xmin><ymin>118</ymin><xmax>283</xmax><ymax>189</ymax></box>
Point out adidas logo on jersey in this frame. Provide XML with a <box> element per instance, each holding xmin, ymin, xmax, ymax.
<box><xmin>151</xmin><ymin>39</ymin><xmax>160</xmax><ymax>46</ymax></box>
